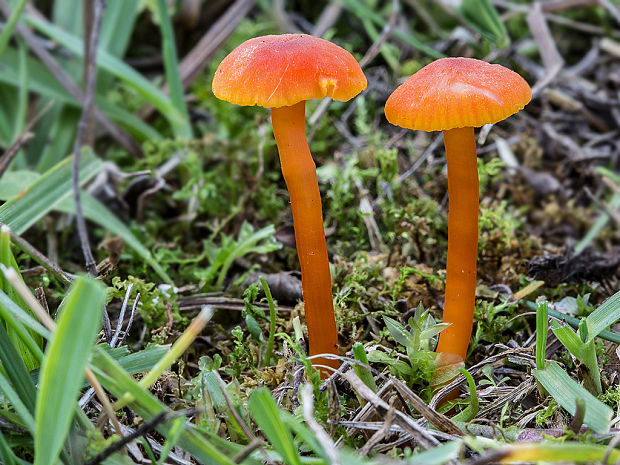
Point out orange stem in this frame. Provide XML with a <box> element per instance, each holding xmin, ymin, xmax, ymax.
<box><xmin>271</xmin><ymin>101</ymin><xmax>338</xmax><ymax>372</ymax></box>
<box><xmin>436</xmin><ymin>127</ymin><xmax>479</xmax><ymax>364</ymax></box>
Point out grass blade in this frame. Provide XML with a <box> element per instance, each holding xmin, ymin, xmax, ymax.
<box><xmin>0</xmin><ymin>167</ymin><xmax>171</xmax><ymax>283</ymax></box>
<box><xmin>550</xmin><ymin>321</ymin><xmax>601</xmax><ymax>394</ymax></box>
<box><xmin>0</xmin><ymin>47</ymin><xmax>161</xmax><ymax>142</ymax></box>
<box><xmin>532</xmin><ymin>361</ymin><xmax>612</xmax><ymax>434</ymax></box>
<box><xmin>535</xmin><ymin>300</ymin><xmax>548</xmax><ymax>369</ymax></box>
<box><xmin>352</xmin><ymin>342</ymin><xmax>377</xmax><ymax>392</ymax></box>
<box><xmin>1</xmin><ymin>227</ymin><xmax>43</xmax><ymax>369</ymax></box>
<box><xmin>25</xmin><ymin>15</ymin><xmax>187</xmax><ymax>136</ymax></box>
<box><xmin>0</xmin><ymin>151</ymin><xmax>102</xmax><ymax>234</ymax></box>
<box><xmin>0</xmin><ymin>288</ymin><xmax>49</xmax><ymax>350</ymax></box>
<box><xmin>154</xmin><ymin>0</ymin><xmax>192</xmax><ymax>138</ymax></box>
<box><xmin>0</xmin><ymin>432</ymin><xmax>18</xmax><ymax>465</ymax></box>
<box><xmin>0</xmin><ymin>323</ymin><xmax>36</xmax><ymax>415</ymax></box>
<box><xmin>0</xmin><ymin>370</ymin><xmax>35</xmax><ymax>434</ymax></box>
<box><xmin>90</xmin><ymin>347</ymin><xmax>242</xmax><ymax>465</ymax></box>
<box><xmin>525</xmin><ymin>300</ymin><xmax>620</xmax><ymax>344</ymax></box>
<box><xmin>104</xmin><ymin>344</ymin><xmax>170</xmax><ymax>375</ymax></box>
<box><xmin>248</xmin><ymin>388</ymin><xmax>302</xmax><ymax>465</ymax></box>
<box><xmin>406</xmin><ymin>440</ymin><xmax>462</xmax><ymax>465</ymax></box>
<box><xmin>584</xmin><ymin>290</ymin><xmax>620</xmax><ymax>343</ymax></box>
<box><xmin>99</xmin><ymin>1</ymin><xmax>139</xmax><ymax>58</ymax></box>
<box><xmin>458</xmin><ymin>0</ymin><xmax>508</xmax><ymax>45</ymax></box>
<box><xmin>492</xmin><ymin>442</ymin><xmax>620</xmax><ymax>463</ymax></box>
<box><xmin>0</xmin><ymin>0</ymin><xmax>28</xmax><ymax>58</ymax></box>
<box><xmin>34</xmin><ymin>276</ymin><xmax>105</xmax><ymax>465</ymax></box>
<box><xmin>575</xmin><ymin>193</ymin><xmax>620</xmax><ymax>254</ymax></box>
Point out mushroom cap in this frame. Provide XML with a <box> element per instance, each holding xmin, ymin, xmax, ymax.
<box><xmin>385</xmin><ymin>57</ymin><xmax>531</xmax><ymax>132</ymax></box>
<box><xmin>212</xmin><ymin>34</ymin><xmax>367</xmax><ymax>108</ymax></box>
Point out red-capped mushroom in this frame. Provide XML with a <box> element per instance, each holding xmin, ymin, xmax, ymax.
<box><xmin>213</xmin><ymin>34</ymin><xmax>366</xmax><ymax>372</ymax></box>
<box><xmin>385</xmin><ymin>57</ymin><xmax>531</xmax><ymax>369</ymax></box>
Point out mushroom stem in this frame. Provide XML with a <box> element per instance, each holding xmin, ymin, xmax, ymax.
<box><xmin>271</xmin><ymin>101</ymin><xmax>339</xmax><ymax>371</ymax></box>
<box><xmin>436</xmin><ymin>126</ymin><xmax>479</xmax><ymax>363</ymax></box>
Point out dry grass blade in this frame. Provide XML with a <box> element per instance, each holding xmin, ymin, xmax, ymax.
<box><xmin>342</xmin><ymin>370</ymin><xmax>439</xmax><ymax>449</ymax></box>
<box><xmin>429</xmin><ymin>348</ymin><xmax>535</xmax><ymax>409</ymax></box>
<box><xmin>301</xmin><ymin>384</ymin><xmax>341</xmax><ymax>465</ymax></box>
<box><xmin>391</xmin><ymin>377</ymin><xmax>463</xmax><ymax>436</ymax></box>
<box><xmin>358</xmin><ymin>397</ymin><xmax>396</xmax><ymax>456</ymax></box>
<box><xmin>475</xmin><ymin>378</ymin><xmax>537</xmax><ymax>419</ymax></box>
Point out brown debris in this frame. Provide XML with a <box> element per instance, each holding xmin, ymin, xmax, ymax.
<box><xmin>527</xmin><ymin>248</ymin><xmax>620</xmax><ymax>286</ymax></box>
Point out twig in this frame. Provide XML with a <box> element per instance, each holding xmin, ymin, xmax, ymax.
<box><xmin>429</xmin><ymin>347</ymin><xmax>535</xmax><ymax>409</ymax></box>
<box><xmin>86</xmin><ymin>411</ymin><xmax>166</xmax><ymax>465</ymax></box>
<box><xmin>311</xmin><ymin>2</ymin><xmax>343</xmax><ymax>36</ymax></box>
<box><xmin>80</xmin><ymin>289</ymin><xmax>139</xmax><ymax>409</ymax></box>
<box><xmin>359</xmin><ymin>0</ymin><xmax>400</xmax><ymax>69</ymax></box>
<box><xmin>232</xmin><ymin>439</ymin><xmax>264</xmax><ymax>464</ymax></box>
<box><xmin>600</xmin><ymin>0</ymin><xmax>620</xmax><ymax>25</ymax></box>
<box><xmin>527</xmin><ymin>2</ymin><xmax>564</xmax><ymax>96</ymax></box>
<box><xmin>72</xmin><ymin>0</ymin><xmax>103</xmax><ymax>279</ymax></box>
<box><xmin>112</xmin><ymin>306</ymin><xmax>215</xmax><ymax>411</ymax></box>
<box><xmin>0</xmin><ymin>132</ymin><xmax>33</xmax><ymax>178</ymax></box>
<box><xmin>117</xmin><ymin>292</ymin><xmax>139</xmax><ymax>347</ymax></box>
<box><xmin>110</xmin><ymin>283</ymin><xmax>133</xmax><ymax>348</ymax></box>
<box><xmin>82</xmin><ymin>0</ymin><xmax>95</xmax><ymax>145</ymax></box>
<box><xmin>391</xmin><ymin>377</ymin><xmax>463</xmax><ymax>435</ymax></box>
<box><xmin>0</xmin><ymin>0</ymin><xmax>142</xmax><ymax>157</ymax></box>
<box><xmin>396</xmin><ymin>133</ymin><xmax>443</xmax><ymax>184</ymax></box>
<box><xmin>358</xmin><ymin>396</ymin><xmax>396</xmax><ymax>456</ymax></box>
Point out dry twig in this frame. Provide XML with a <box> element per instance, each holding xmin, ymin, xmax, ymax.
<box><xmin>72</xmin><ymin>0</ymin><xmax>104</xmax><ymax>281</ymax></box>
<box><xmin>343</xmin><ymin>370</ymin><xmax>440</xmax><ymax>449</ymax></box>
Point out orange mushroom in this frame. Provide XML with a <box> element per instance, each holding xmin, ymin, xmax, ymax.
<box><xmin>385</xmin><ymin>57</ymin><xmax>531</xmax><ymax>368</ymax></box>
<box><xmin>213</xmin><ymin>34</ymin><xmax>366</xmax><ymax>371</ymax></box>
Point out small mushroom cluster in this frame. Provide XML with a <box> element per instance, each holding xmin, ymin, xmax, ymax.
<box><xmin>213</xmin><ymin>35</ymin><xmax>531</xmax><ymax>378</ymax></box>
